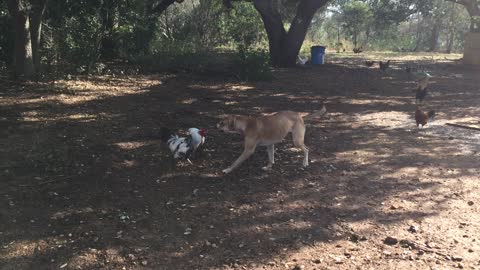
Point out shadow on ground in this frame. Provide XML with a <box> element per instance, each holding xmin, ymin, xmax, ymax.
<box><xmin>1</xmin><ymin>58</ymin><xmax>480</xmax><ymax>270</ymax></box>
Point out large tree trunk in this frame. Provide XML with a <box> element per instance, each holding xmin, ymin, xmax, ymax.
<box><xmin>30</xmin><ymin>0</ymin><xmax>48</xmax><ymax>72</ymax></box>
<box><xmin>253</xmin><ymin>0</ymin><xmax>286</xmax><ymax>67</ymax></box>
<box><xmin>353</xmin><ymin>31</ymin><xmax>358</xmax><ymax>49</ymax></box>
<box><xmin>254</xmin><ymin>0</ymin><xmax>329</xmax><ymax>67</ymax></box>
<box><xmin>7</xmin><ymin>0</ymin><xmax>35</xmax><ymax>80</ymax></box>
<box><xmin>413</xmin><ymin>16</ymin><xmax>423</xmax><ymax>51</ymax></box>
<box><xmin>445</xmin><ymin>0</ymin><xmax>480</xmax><ymax>31</ymax></box>
<box><xmin>365</xmin><ymin>27</ymin><xmax>371</xmax><ymax>45</ymax></box>
<box><xmin>100</xmin><ymin>0</ymin><xmax>118</xmax><ymax>59</ymax></box>
<box><xmin>446</xmin><ymin>2</ymin><xmax>456</xmax><ymax>53</ymax></box>
<box><xmin>136</xmin><ymin>0</ymin><xmax>175</xmax><ymax>55</ymax></box>
<box><xmin>428</xmin><ymin>23</ymin><xmax>440</xmax><ymax>52</ymax></box>
<box><xmin>446</xmin><ymin>28</ymin><xmax>455</xmax><ymax>53</ymax></box>
<box><xmin>429</xmin><ymin>9</ymin><xmax>446</xmax><ymax>52</ymax></box>
<box><xmin>445</xmin><ymin>0</ymin><xmax>480</xmax><ymax>63</ymax></box>
<box><xmin>282</xmin><ymin>0</ymin><xmax>328</xmax><ymax>66</ymax></box>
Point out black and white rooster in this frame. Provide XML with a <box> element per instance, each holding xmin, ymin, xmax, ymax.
<box><xmin>160</xmin><ymin>127</ymin><xmax>206</xmax><ymax>164</ymax></box>
<box><xmin>188</xmin><ymin>128</ymin><xmax>206</xmax><ymax>153</ymax></box>
<box><xmin>297</xmin><ymin>55</ymin><xmax>308</xmax><ymax>66</ymax></box>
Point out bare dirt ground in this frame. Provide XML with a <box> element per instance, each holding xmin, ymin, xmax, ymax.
<box><xmin>1</xmin><ymin>53</ymin><xmax>480</xmax><ymax>270</ymax></box>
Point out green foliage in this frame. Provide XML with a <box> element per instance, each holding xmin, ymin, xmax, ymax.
<box><xmin>219</xmin><ymin>2</ymin><xmax>267</xmax><ymax>49</ymax></box>
<box><xmin>341</xmin><ymin>1</ymin><xmax>373</xmax><ymax>48</ymax></box>
<box><xmin>151</xmin><ymin>0</ymin><xmax>225</xmax><ymax>53</ymax></box>
<box><xmin>150</xmin><ymin>1</ymin><xmax>266</xmax><ymax>54</ymax></box>
<box><xmin>116</xmin><ymin>1</ymin><xmax>158</xmax><ymax>57</ymax></box>
<box><xmin>233</xmin><ymin>48</ymin><xmax>273</xmax><ymax>81</ymax></box>
<box><xmin>44</xmin><ymin>0</ymin><xmax>105</xmax><ymax>72</ymax></box>
<box><xmin>309</xmin><ymin>0</ymin><xmax>471</xmax><ymax>53</ymax></box>
<box><xmin>0</xmin><ymin>2</ymin><xmax>13</xmax><ymax>68</ymax></box>
<box><xmin>134</xmin><ymin>52</ymin><xmax>219</xmax><ymax>73</ymax></box>
<box><xmin>369</xmin><ymin>24</ymin><xmax>414</xmax><ymax>50</ymax></box>
<box><xmin>472</xmin><ymin>16</ymin><xmax>480</xmax><ymax>32</ymax></box>
<box><xmin>312</xmin><ymin>13</ymin><xmax>342</xmax><ymax>49</ymax></box>
<box><xmin>368</xmin><ymin>0</ymin><xmax>431</xmax><ymax>32</ymax></box>
<box><xmin>1</xmin><ymin>0</ymin><xmax>475</xmax><ymax>78</ymax></box>
<box><xmin>5</xmin><ymin>0</ymin><xmax>269</xmax><ymax>76</ymax></box>
<box><xmin>307</xmin><ymin>12</ymin><xmax>327</xmax><ymax>43</ymax></box>
<box><xmin>61</xmin><ymin>15</ymin><xmax>103</xmax><ymax>69</ymax></box>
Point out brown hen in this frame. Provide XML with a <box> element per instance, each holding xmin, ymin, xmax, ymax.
<box><xmin>415</xmin><ymin>106</ymin><xmax>435</xmax><ymax>127</ymax></box>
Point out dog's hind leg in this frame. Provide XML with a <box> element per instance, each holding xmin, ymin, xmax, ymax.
<box><xmin>292</xmin><ymin>124</ymin><xmax>309</xmax><ymax>167</ymax></box>
<box><xmin>299</xmin><ymin>144</ymin><xmax>309</xmax><ymax>167</ymax></box>
<box><xmin>262</xmin><ymin>144</ymin><xmax>275</xmax><ymax>171</ymax></box>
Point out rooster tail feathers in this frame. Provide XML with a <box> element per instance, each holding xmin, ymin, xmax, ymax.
<box><xmin>427</xmin><ymin>110</ymin><xmax>435</xmax><ymax>120</ymax></box>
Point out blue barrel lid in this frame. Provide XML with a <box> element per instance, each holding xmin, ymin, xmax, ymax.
<box><xmin>311</xmin><ymin>46</ymin><xmax>326</xmax><ymax>53</ymax></box>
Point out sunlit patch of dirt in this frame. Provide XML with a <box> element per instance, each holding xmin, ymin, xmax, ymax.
<box><xmin>229</xmin><ymin>85</ymin><xmax>255</xmax><ymax>91</ymax></box>
<box><xmin>353</xmin><ymin>111</ymin><xmax>411</xmax><ymax>129</ymax></box>
<box><xmin>0</xmin><ymin>240</ymin><xmax>40</xmax><ymax>260</ymax></box>
<box><xmin>50</xmin><ymin>207</ymin><xmax>95</xmax><ymax>220</ymax></box>
<box><xmin>179</xmin><ymin>98</ymin><xmax>198</xmax><ymax>104</ymax></box>
<box><xmin>114</xmin><ymin>141</ymin><xmax>154</xmax><ymax>150</ymax></box>
<box><xmin>325</xmin><ymin>51</ymin><xmax>463</xmax><ymax>63</ymax></box>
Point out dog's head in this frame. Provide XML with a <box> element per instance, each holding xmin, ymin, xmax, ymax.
<box><xmin>216</xmin><ymin>115</ymin><xmax>238</xmax><ymax>133</ymax></box>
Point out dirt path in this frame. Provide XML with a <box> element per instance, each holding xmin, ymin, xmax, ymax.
<box><xmin>1</xmin><ymin>57</ymin><xmax>479</xmax><ymax>270</ymax></box>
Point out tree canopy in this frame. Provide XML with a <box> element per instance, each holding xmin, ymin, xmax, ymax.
<box><xmin>0</xmin><ymin>0</ymin><xmax>475</xmax><ymax>80</ymax></box>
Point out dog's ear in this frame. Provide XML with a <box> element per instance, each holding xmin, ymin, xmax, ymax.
<box><xmin>228</xmin><ymin>115</ymin><xmax>237</xmax><ymax>130</ymax></box>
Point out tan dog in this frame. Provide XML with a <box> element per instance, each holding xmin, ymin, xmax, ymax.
<box><xmin>217</xmin><ymin>105</ymin><xmax>326</xmax><ymax>174</ymax></box>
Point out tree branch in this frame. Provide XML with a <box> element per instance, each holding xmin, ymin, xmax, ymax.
<box><xmin>6</xmin><ymin>0</ymin><xmax>19</xmax><ymax>15</ymax></box>
<box><xmin>253</xmin><ymin>0</ymin><xmax>287</xmax><ymax>66</ymax></box>
<box><xmin>444</xmin><ymin>0</ymin><xmax>479</xmax><ymax>17</ymax></box>
<box><xmin>284</xmin><ymin>0</ymin><xmax>329</xmax><ymax>61</ymax></box>
<box><xmin>223</xmin><ymin>0</ymin><xmax>234</xmax><ymax>9</ymax></box>
<box><xmin>149</xmin><ymin>0</ymin><xmax>177</xmax><ymax>15</ymax></box>
<box><xmin>444</xmin><ymin>0</ymin><xmax>469</xmax><ymax>5</ymax></box>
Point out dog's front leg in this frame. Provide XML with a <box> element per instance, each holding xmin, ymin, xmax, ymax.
<box><xmin>262</xmin><ymin>144</ymin><xmax>275</xmax><ymax>170</ymax></box>
<box><xmin>222</xmin><ymin>141</ymin><xmax>256</xmax><ymax>174</ymax></box>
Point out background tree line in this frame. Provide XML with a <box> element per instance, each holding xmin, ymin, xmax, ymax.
<box><xmin>316</xmin><ymin>0</ymin><xmax>471</xmax><ymax>53</ymax></box>
<box><xmin>0</xmin><ymin>0</ymin><xmax>476</xmax><ymax>81</ymax></box>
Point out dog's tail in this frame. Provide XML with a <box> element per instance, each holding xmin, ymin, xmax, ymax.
<box><xmin>302</xmin><ymin>104</ymin><xmax>327</xmax><ymax>121</ymax></box>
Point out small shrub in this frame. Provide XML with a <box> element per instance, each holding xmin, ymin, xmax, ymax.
<box><xmin>133</xmin><ymin>51</ymin><xmax>214</xmax><ymax>73</ymax></box>
<box><xmin>233</xmin><ymin>48</ymin><xmax>273</xmax><ymax>81</ymax></box>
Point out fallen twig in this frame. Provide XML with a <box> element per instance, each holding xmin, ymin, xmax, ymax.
<box><xmin>446</xmin><ymin>123</ymin><xmax>480</xmax><ymax>131</ymax></box>
<box><xmin>18</xmin><ymin>177</ymin><xmax>71</xmax><ymax>187</ymax></box>
<box><xmin>400</xmin><ymin>239</ymin><xmax>450</xmax><ymax>258</ymax></box>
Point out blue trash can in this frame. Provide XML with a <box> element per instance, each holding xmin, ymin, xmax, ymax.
<box><xmin>311</xmin><ymin>46</ymin><xmax>326</xmax><ymax>65</ymax></box>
